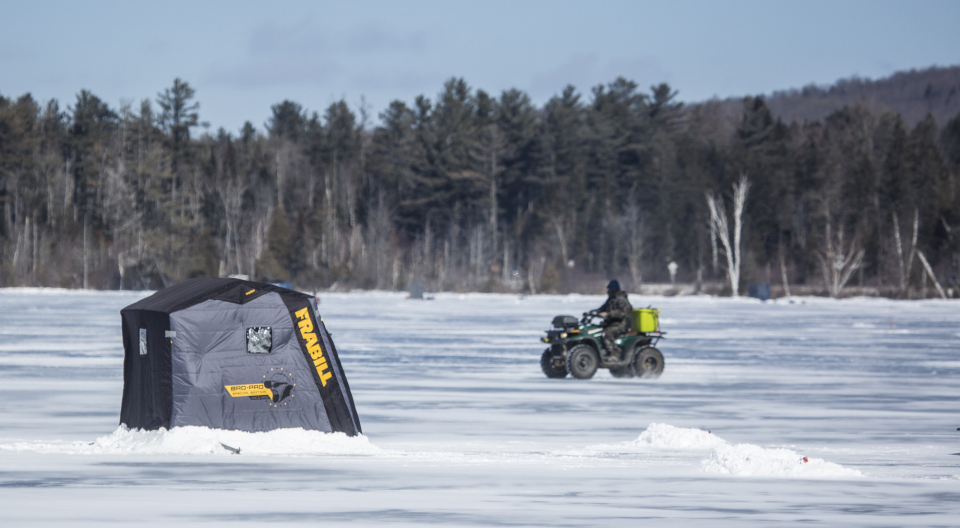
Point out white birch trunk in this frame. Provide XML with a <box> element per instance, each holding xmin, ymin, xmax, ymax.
<box><xmin>916</xmin><ymin>251</ymin><xmax>947</xmax><ymax>299</ymax></box>
<box><xmin>779</xmin><ymin>248</ymin><xmax>791</xmax><ymax>298</ymax></box>
<box><xmin>892</xmin><ymin>210</ymin><xmax>918</xmax><ymax>296</ymax></box>
<box><xmin>706</xmin><ymin>176</ymin><xmax>749</xmax><ymax>297</ymax></box>
<box><xmin>83</xmin><ymin>215</ymin><xmax>89</xmax><ymax>290</ymax></box>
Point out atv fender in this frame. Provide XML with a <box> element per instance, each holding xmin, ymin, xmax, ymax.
<box><xmin>564</xmin><ymin>334</ymin><xmax>601</xmax><ymax>352</ymax></box>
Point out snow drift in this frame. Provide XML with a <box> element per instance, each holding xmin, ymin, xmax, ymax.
<box><xmin>633</xmin><ymin>423</ymin><xmax>727</xmax><ymax>450</ymax></box>
<box><xmin>585</xmin><ymin>424</ymin><xmax>860</xmax><ymax>479</ymax></box>
<box><xmin>580</xmin><ymin>423</ymin><xmax>726</xmax><ymax>454</ymax></box>
<box><xmin>701</xmin><ymin>442</ymin><xmax>862</xmax><ymax>478</ymax></box>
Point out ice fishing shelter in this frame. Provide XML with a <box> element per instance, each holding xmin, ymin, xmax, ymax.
<box><xmin>119</xmin><ymin>278</ymin><xmax>361</xmax><ymax>436</ymax></box>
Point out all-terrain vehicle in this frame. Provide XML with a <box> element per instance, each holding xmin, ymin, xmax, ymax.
<box><xmin>539</xmin><ymin>308</ymin><xmax>665</xmax><ymax>379</ymax></box>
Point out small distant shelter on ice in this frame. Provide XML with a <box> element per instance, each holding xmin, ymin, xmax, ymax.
<box><xmin>119</xmin><ymin>278</ymin><xmax>361</xmax><ymax>435</ymax></box>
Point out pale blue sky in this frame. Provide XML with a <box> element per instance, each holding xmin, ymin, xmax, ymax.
<box><xmin>2</xmin><ymin>0</ymin><xmax>958</xmax><ymax>133</ymax></box>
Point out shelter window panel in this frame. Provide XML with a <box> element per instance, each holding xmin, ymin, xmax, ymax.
<box><xmin>246</xmin><ymin>327</ymin><xmax>273</xmax><ymax>354</ymax></box>
<box><xmin>139</xmin><ymin>328</ymin><xmax>147</xmax><ymax>356</ymax></box>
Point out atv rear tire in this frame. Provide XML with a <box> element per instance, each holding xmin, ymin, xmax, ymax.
<box><xmin>540</xmin><ymin>349</ymin><xmax>568</xmax><ymax>378</ymax></box>
<box><xmin>566</xmin><ymin>344</ymin><xmax>599</xmax><ymax>379</ymax></box>
<box><xmin>634</xmin><ymin>347</ymin><xmax>664</xmax><ymax>379</ymax></box>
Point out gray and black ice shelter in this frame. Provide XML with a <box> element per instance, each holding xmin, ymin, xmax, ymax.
<box><xmin>119</xmin><ymin>278</ymin><xmax>361</xmax><ymax>435</ymax></box>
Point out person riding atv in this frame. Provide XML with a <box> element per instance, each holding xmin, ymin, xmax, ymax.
<box><xmin>591</xmin><ymin>280</ymin><xmax>633</xmax><ymax>360</ymax></box>
<box><xmin>539</xmin><ymin>282</ymin><xmax>665</xmax><ymax>380</ymax></box>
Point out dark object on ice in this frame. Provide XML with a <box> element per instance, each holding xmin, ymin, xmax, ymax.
<box><xmin>748</xmin><ymin>283</ymin><xmax>770</xmax><ymax>301</ymax></box>
<box><xmin>119</xmin><ymin>278</ymin><xmax>361</xmax><ymax>436</ymax></box>
<box><xmin>220</xmin><ymin>443</ymin><xmax>240</xmax><ymax>454</ymax></box>
<box><xmin>408</xmin><ymin>281</ymin><xmax>425</xmax><ymax>300</ymax></box>
<box><xmin>539</xmin><ymin>310</ymin><xmax>665</xmax><ymax>380</ymax></box>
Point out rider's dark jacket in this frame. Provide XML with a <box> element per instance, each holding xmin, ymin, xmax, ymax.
<box><xmin>597</xmin><ymin>290</ymin><xmax>633</xmax><ymax>330</ymax></box>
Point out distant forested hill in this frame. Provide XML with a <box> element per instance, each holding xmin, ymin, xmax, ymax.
<box><xmin>712</xmin><ymin>66</ymin><xmax>960</xmax><ymax>128</ymax></box>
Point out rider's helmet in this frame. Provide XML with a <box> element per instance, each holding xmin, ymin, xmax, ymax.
<box><xmin>606</xmin><ymin>279</ymin><xmax>621</xmax><ymax>291</ymax></box>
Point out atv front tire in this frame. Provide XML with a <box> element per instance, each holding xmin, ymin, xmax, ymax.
<box><xmin>634</xmin><ymin>347</ymin><xmax>664</xmax><ymax>379</ymax></box>
<box><xmin>540</xmin><ymin>348</ymin><xmax>568</xmax><ymax>378</ymax></box>
<box><xmin>566</xmin><ymin>344</ymin><xmax>600</xmax><ymax>379</ymax></box>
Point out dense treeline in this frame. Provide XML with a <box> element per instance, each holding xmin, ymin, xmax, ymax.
<box><xmin>1</xmin><ymin>76</ymin><xmax>959</xmax><ymax>296</ymax></box>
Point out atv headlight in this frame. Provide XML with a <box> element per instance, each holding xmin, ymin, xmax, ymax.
<box><xmin>560</xmin><ymin>332</ymin><xmax>567</xmax><ymax>338</ymax></box>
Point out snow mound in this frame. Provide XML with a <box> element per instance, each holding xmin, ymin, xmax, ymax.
<box><xmin>582</xmin><ymin>424</ymin><xmax>860</xmax><ymax>479</ymax></box>
<box><xmin>634</xmin><ymin>423</ymin><xmax>727</xmax><ymax>450</ymax></box>
<box><xmin>579</xmin><ymin>423</ymin><xmax>725</xmax><ymax>454</ymax></box>
<box><xmin>0</xmin><ymin>426</ymin><xmax>381</xmax><ymax>457</ymax></box>
<box><xmin>701</xmin><ymin>442</ymin><xmax>862</xmax><ymax>479</ymax></box>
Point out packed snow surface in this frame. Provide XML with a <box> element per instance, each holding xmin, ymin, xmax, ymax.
<box><xmin>0</xmin><ymin>289</ymin><xmax>958</xmax><ymax>526</ymax></box>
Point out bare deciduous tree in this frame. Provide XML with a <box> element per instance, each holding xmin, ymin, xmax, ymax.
<box><xmin>816</xmin><ymin>215</ymin><xmax>865</xmax><ymax>298</ymax></box>
<box><xmin>706</xmin><ymin>175</ymin><xmax>750</xmax><ymax>297</ymax></box>
<box><xmin>549</xmin><ymin>214</ymin><xmax>573</xmax><ymax>271</ymax></box>
<box><xmin>778</xmin><ymin>243</ymin><xmax>792</xmax><ymax>298</ymax></box>
<box><xmin>366</xmin><ymin>191</ymin><xmax>395</xmax><ymax>289</ymax></box>
<box><xmin>621</xmin><ymin>199</ymin><xmax>645</xmax><ymax>291</ymax></box>
<box><xmin>217</xmin><ymin>178</ymin><xmax>246</xmax><ymax>276</ymax></box>
<box><xmin>916</xmin><ymin>251</ymin><xmax>947</xmax><ymax>299</ymax></box>
<box><xmin>709</xmin><ymin>217</ymin><xmax>719</xmax><ymax>273</ymax></box>
<box><xmin>481</xmin><ymin>124</ymin><xmax>504</xmax><ymax>257</ymax></box>
<box><xmin>892</xmin><ymin>210</ymin><xmax>918</xmax><ymax>297</ymax></box>
<box><xmin>527</xmin><ymin>250</ymin><xmax>546</xmax><ymax>294</ymax></box>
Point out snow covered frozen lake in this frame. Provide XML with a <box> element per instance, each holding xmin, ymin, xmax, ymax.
<box><xmin>0</xmin><ymin>288</ymin><xmax>958</xmax><ymax>526</ymax></box>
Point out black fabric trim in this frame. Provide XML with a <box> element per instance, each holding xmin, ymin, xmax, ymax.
<box><xmin>318</xmin><ymin>319</ymin><xmax>362</xmax><ymax>434</ymax></box>
<box><xmin>123</xmin><ymin>278</ymin><xmax>237</xmax><ymax>313</ymax></box>
<box><xmin>211</xmin><ymin>282</ymin><xmax>271</xmax><ymax>305</ymax></box>
<box><xmin>279</xmin><ymin>293</ymin><xmax>359</xmax><ymax>436</ymax></box>
<box><xmin>124</xmin><ymin>278</ymin><xmax>292</xmax><ymax>314</ymax></box>
<box><xmin>119</xmin><ymin>309</ymin><xmax>172</xmax><ymax>430</ymax></box>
